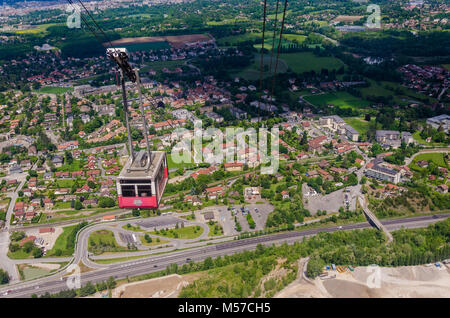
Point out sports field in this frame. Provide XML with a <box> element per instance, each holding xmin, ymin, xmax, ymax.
<box><xmin>304</xmin><ymin>91</ymin><xmax>371</xmax><ymax>109</ymax></box>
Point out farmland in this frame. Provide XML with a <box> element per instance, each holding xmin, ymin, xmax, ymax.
<box><xmin>234</xmin><ymin>53</ymin><xmax>289</xmax><ymax>80</ymax></box>
<box><xmin>234</xmin><ymin>51</ymin><xmax>344</xmax><ymax>80</ymax></box>
<box><xmin>280</xmin><ymin>52</ymin><xmax>344</xmax><ymax>73</ymax></box>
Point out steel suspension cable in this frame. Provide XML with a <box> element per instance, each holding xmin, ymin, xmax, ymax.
<box><xmin>257</xmin><ymin>0</ymin><xmax>268</xmax><ymax>123</ymax></box>
<box><xmin>270</xmin><ymin>0</ymin><xmax>288</xmax><ymax>104</ymax></box>
<box><xmin>268</xmin><ymin>0</ymin><xmax>280</xmax><ymax>77</ymax></box>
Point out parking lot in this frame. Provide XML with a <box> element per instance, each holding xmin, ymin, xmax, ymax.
<box><xmin>119</xmin><ymin>232</ymin><xmax>137</xmax><ymax>246</ymax></box>
<box><xmin>231</xmin><ymin>203</ymin><xmax>273</xmax><ymax>232</ymax></box>
<box><xmin>135</xmin><ymin>216</ymin><xmax>183</xmax><ymax>230</ymax></box>
<box><xmin>303</xmin><ymin>183</ymin><xmax>345</xmax><ymax>214</ymax></box>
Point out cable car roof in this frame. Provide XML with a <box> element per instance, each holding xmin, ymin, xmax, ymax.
<box><xmin>118</xmin><ymin>151</ymin><xmax>166</xmax><ymax>179</ymax></box>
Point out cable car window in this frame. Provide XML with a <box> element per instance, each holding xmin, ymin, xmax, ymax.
<box><xmin>137</xmin><ymin>185</ymin><xmax>152</xmax><ymax>197</ymax></box>
<box><xmin>121</xmin><ymin>185</ymin><xmax>136</xmax><ymax>197</ymax></box>
<box><xmin>120</xmin><ymin>179</ymin><xmax>151</xmax><ymax>184</ymax></box>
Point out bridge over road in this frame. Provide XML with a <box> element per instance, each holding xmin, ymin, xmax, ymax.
<box><xmin>358</xmin><ymin>195</ymin><xmax>393</xmax><ymax>243</ymax></box>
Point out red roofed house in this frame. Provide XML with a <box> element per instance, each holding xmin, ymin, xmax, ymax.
<box><xmin>77</xmin><ymin>184</ymin><xmax>91</xmax><ymax>193</ymax></box>
<box><xmin>204</xmin><ymin>186</ymin><xmax>224</xmax><ymax>199</ymax></box>
<box><xmin>39</xmin><ymin>227</ymin><xmax>55</xmax><ymax>234</ymax></box>
<box><xmin>19</xmin><ymin>236</ymin><xmax>36</xmax><ymax>247</ymax></box>
<box><xmin>72</xmin><ymin>170</ymin><xmax>85</xmax><ymax>178</ymax></box>
<box><xmin>224</xmin><ymin>162</ymin><xmax>243</xmax><ymax>172</ymax></box>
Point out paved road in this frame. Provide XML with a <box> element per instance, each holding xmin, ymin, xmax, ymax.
<box><xmin>0</xmin><ymin>165</ymin><xmax>31</xmax><ymax>282</ymax></box>
<box><xmin>1</xmin><ymin>213</ymin><xmax>447</xmax><ymax>298</ymax></box>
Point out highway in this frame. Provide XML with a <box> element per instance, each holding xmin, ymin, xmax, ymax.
<box><xmin>1</xmin><ymin>212</ymin><xmax>448</xmax><ymax>298</ymax></box>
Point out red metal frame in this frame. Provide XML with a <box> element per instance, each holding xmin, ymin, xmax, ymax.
<box><xmin>118</xmin><ymin>196</ymin><xmax>157</xmax><ymax>209</ymax></box>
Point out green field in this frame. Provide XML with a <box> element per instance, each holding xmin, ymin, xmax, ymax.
<box><xmin>8</xmin><ymin>249</ymin><xmax>32</xmax><ymax>260</ymax></box>
<box><xmin>357</xmin><ymin>80</ymin><xmax>437</xmax><ymax>105</ymax></box>
<box><xmin>140</xmin><ymin>236</ymin><xmax>170</xmax><ymax>246</ymax></box>
<box><xmin>280</xmin><ymin>52</ymin><xmax>345</xmax><ymax>73</ymax></box>
<box><xmin>53</xmin><ymin>202</ymin><xmax>72</xmax><ymax>210</ymax></box>
<box><xmin>150</xmin><ymin>225</ymin><xmax>203</xmax><ymax>239</ymax></box>
<box><xmin>46</xmin><ymin>224</ymin><xmax>78</xmax><ymax>257</ymax></box>
<box><xmin>343</xmin><ymin>117</ymin><xmax>379</xmax><ymax>135</ymax></box>
<box><xmin>304</xmin><ymin>91</ymin><xmax>371</xmax><ymax>109</ymax></box>
<box><xmin>206</xmin><ymin>18</ymin><xmax>249</xmax><ymax>26</ymax></box>
<box><xmin>167</xmin><ymin>153</ymin><xmax>196</xmax><ymax>170</ymax></box>
<box><xmin>235</xmin><ymin>53</ymin><xmax>289</xmax><ymax>80</ymax></box>
<box><xmin>142</xmin><ymin>60</ymin><xmax>185</xmax><ymax>73</ymax></box>
<box><xmin>122</xmin><ymin>41</ymin><xmax>170</xmax><ymax>52</ymax></box>
<box><xmin>11</xmin><ymin>23</ymin><xmax>62</xmax><ymax>35</ymax></box>
<box><xmin>57</xmin><ymin>159</ymin><xmax>83</xmax><ymax>172</ymax></box>
<box><xmin>88</xmin><ymin>230</ymin><xmax>129</xmax><ymax>255</ymax></box>
<box><xmin>217</xmin><ymin>32</ymin><xmax>264</xmax><ymax>46</ymax></box>
<box><xmin>412</xmin><ymin>131</ymin><xmax>446</xmax><ymax>147</ymax></box>
<box><xmin>207</xmin><ymin>221</ymin><xmax>224</xmax><ymax>237</ymax></box>
<box><xmin>233</xmin><ymin>51</ymin><xmax>343</xmax><ymax>80</ymax></box>
<box><xmin>122</xmin><ymin>224</ymin><xmax>145</xmax><ymax>232</ymax></box>
<box><xmin>54</xmin><ymin>179</ymin><xmax>78</xmax><ymax>188</ymax></box>
<box><xmin>253</xmin><ymin>34</ymin><xmax>307</xmax><ymax>50</ymax></box>
<box><xmin>36</xmin><ymin>86</ymin><xmax>73</xmax><ymax>94</ymax></box>
<box><xmin>21</xmin><ymin>266</ymin><xmax>50</xmax><ymax>280</ymax></box>
<box><xmin>409</xmin><ymin>153</ymin><xmax>448</xmax><ymax>171</ymax></box>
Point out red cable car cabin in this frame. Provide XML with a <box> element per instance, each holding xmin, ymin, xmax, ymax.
<box><xmin>117</xmin><ymin>151</ymin><xmax>168</xmax><ymax>209</ymax></box>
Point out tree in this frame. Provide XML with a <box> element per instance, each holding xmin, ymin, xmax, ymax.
<box><xmin>22</xmin><ymin>241</ymin><xmax>34</xmax><ymax>253</ymax></box>
<box><xmin>32</xmin><ymin>247</ymin><xmax>43</xmax><ymax>258</ymax></box>
<box><xmin>98</xmin><ymin>197</ymin><xmax>115</xmax><ymax>208</ymax></box>
<box><xmin>0</xmin><ymin>269</ymin><xmax>9</xmax><ymax>285</ymax></box>
<box><xmin>306</xmin><ymin>256</ymin><xmax>325</xmax><ymax>278</ymax></box>
<box><xmin>74</xmin><ymin>200</ymin><xmax>83</xmax><ymax>210</ymax></box>
<box><xmin>9</xmin><ymin>243</ymin><xmax>19</xmax><ymax>253</ymax></box>
<box><xmin>144</xmin><ymin>234</ymin><xmax>152</xmax><ymax>243</ymax></box>
<box><xmin>64</xmin><ymin>151</ymin><xmax>73</xmax><ymax>165</ymax></box>
<box><xmin>10</xmin><ymin>231</ymin><xmax>26</xmax><ymax>242</ymax></box>
<box><xmin>79</xmin><ymin>282</ymin><xmax>96</xmax><ymax>297</ymax></box>
<box><xmin>106</xmin><ymin>276</ymin><xmax>116</xmax><ymax>290</ymax></box>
